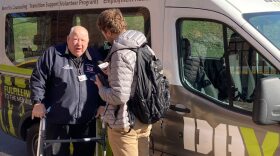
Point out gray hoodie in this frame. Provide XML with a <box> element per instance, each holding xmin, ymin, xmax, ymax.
<box><xmin>99</xmin><ymin>30</ymin><xmax>147</xmax><ymax>128</ymax></box>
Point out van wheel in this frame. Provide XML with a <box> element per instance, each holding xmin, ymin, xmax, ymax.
<box><xmin>26</xmin><ymin>124</ymin><xmax>39</xmax><ymax>156</ymax></box>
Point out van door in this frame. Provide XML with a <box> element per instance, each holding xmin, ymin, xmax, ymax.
<box><xmin>152</xmin><ymin>7</ymin><xmax>280</xmax><ymax>156</ymax></box>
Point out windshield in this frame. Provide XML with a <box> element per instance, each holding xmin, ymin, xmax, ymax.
<box><xmin>244</xmin><ymin>12</ymin><xmax>280</xmax><ymax>50</ymax></box>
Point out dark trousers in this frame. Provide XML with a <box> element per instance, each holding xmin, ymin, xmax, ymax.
<box><xmin>45</xmin><ymin>120</ymin><xmax>96</xmax><ymax>156</ymax></box>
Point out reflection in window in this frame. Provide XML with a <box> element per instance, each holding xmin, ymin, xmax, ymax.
<box><xmin>6</xmin><ymin>13</ymin><xmax>54</xmax><ymax>68</ymax></box>
<box><xmin>177</xmin><ymin>19</ymin><xmax>280</xmax><ymax>112</ymax></box>
<box><xmin>13</xmin><ymin>17</ymin><xmax>37</xmax><ymax>62</ymax></box>
<box><xmin>244</xmin><ymin>12</ymin><xmax>280</xmax><ymax>50</ymax></box>
<box><xmin>125</xmin><ymin>16</ymin><xmax>145</xmax><ymax>32</ymax></box>
<box><xmin>227</xmin><ymin>31</ymin><xmax>280</xmax><ymax>111</ymax></box>
<box><xmin>178</xmin><ymin>20</ymin><xmax>227</xmax><ymax>102</ymax></box>
<box><xmin>5</xmin><ymin>8</ymin><xmax>150</xmax><ymax>69</ymax></box>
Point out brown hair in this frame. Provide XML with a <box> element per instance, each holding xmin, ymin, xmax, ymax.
<box><xmin>96</xmin><ymin>8</ymin><xmax>127</xmax><ymax>34</ymax></box>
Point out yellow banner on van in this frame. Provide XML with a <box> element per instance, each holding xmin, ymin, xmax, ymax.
<box><xmin>0</xmin><ymin>64</ymin><xmax>32</xmax><ymax>76</ymax></box>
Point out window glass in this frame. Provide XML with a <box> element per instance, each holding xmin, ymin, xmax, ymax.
<box><xmin>13</xmin><ymin>17</ymin><xmax>37</xmax><ymax>62</ymax></box>
<box><xmin>178</xmin><ymin>20</ymin><xmax>227</xmax><ymax>102</ymax></box>
<box><xmin>5</xmin><ymin>8</ymin><xmax>150</xmax><ymax>69</ymax></box>
<box><xmin>177</xmin><ymin>19</ymin><xmax>280</xmax><ymax>112</ymax></box>
<box><xmin>227</xmin><ymin>30</ymin><xmax>280</xmax><ymax>111</ymax></box>
<box><xmin>125</xmin><ymin>16</ymin><xmax>144</xmax><ymax>32</ymax></box>
<box><xmin>181</xmin><ymin>20</ymin><xmax>224</xmax><ymax>58</ymax></box>
<box><xmin>244</xmin><ymin>12</ymin><xmax>280</xmax><ymax>50</ymax></box>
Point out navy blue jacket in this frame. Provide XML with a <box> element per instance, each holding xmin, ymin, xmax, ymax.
<box><xmin>30</xmin><ymin>44</ymin><xmax>105</xmax><ymax>124</ymax></box>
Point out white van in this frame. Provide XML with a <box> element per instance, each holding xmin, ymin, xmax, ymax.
<box><xmin>0</xmin><ymin>0</ymin><xmax>280</xmax><ymax>155</ymax></box>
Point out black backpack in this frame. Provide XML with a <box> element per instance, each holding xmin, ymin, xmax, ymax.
<box><xmin>109</xmin><ymin>43</ymin><xmax>171</xmax><ymax>125</ymax></box>
<box><xmin>125</xmin><ymin>44</ymin><xmax>171</xmax><ymax>125</ymax></box>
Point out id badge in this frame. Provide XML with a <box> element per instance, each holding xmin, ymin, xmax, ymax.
<box><xmin>78</xmin><ymin>75</ymin><xmax>87</xmax><ymax>82</ymax></box>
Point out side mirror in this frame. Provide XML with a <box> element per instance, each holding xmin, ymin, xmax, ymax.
<box><xmin>253</xmin><ymin>77</ymin><xmax>280</xmax><ymax>124</ymax></box>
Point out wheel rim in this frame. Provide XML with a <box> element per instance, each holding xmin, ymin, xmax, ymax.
<box><xmin>32</xmin><ymin>133</ymin><xmax>38</xmax><ymax>156</ymax></box>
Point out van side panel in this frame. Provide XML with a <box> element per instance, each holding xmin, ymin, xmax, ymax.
<box><xmin>157</xmin><ymin>4</ymin><xmax>280</xmax><ymax>156</ymax></box>
<box><xmin>0</xmin><ymin>1</ymin><xmax>164</xmax><ymax>155</ymax></box>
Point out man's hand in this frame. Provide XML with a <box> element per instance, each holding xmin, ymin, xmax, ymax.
<box><xmin>32</xmin><ymin>103</ymin><xmax>47</xmax><ymax>119</ymax></box>
<box><xmin>94</xmin><ymin>75</ymin><xmax>104</xmax><ymax>88</ymax></box>
<box><xmin>95</xmin><ymin>106</ymin><xmax>105</xmax><ymax>118</ymax></box>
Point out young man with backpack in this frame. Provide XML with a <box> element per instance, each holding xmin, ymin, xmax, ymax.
<box><xmin>95</xmin><ymin>9</ymin><xmax>153</xmax><ymax>156</ymax></box>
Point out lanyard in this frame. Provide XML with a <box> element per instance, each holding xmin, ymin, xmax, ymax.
<box><xmin>71</xmin><ymin>56</ymin><xmax>84</xmax><ymax>75</ymax></box>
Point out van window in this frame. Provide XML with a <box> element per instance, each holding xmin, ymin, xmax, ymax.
<box><xmin>227</xmin><ymin>30</ymin><xmax>280</xmax><ymax>111</ymax></box>
<box><xmin>244</xmin><ymin>12</ymin><xmax>280</xmax><ymax>50</ymax></box>
<box><xmin>178</xmin><ymin>20</ymin><xmax>226</xmax><ymax>102</ymax></box>
<box><xmin>177</xmin><ymin>19</ymin><xmax>280</xmax><ymax>112</ymax></box>
<box><xmin>5</xmin><ymin>8</ymin><xmax>150</xmax><ymax>69</ymax></box>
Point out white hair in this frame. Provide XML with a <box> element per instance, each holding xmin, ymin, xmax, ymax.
<box><xmin>68</xmin><ymin>26</ymin><xmax>89</xmax><ymax>38</ymax></box>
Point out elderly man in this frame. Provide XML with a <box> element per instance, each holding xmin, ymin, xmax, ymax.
<box><xmin>30</xmin><ymin>26</ymin><xmax>105</xmax><ymax>156</ymax></box>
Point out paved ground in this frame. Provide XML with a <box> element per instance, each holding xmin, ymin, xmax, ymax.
<box><xmin>0</xmin><ymin>130</ymin><xmax>27</xmax><ymax>156</ymax></box>
<box><xmin>0</xmin><ymin>129</ymin><xmax>165</xmax><ymax>156</ymax></box>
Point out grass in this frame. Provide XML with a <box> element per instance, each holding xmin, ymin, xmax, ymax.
<box><xmin>13</xmin><ymin>17</ymin><xmax>37</xmax><ymax>62</ymax></box>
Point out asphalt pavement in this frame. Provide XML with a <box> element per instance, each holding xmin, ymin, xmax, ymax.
<box><xmin>0</xmin><ymin>129</ymin><xmax>162</xmax><ymax>156</ymax></box>
<box><xmin>0</xmin><ymin>130</ymin><xmax>27</xmax><ymax>156</ymax></box>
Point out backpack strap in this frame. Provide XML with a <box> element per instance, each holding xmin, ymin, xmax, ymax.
<box><xmin>106</xmin><ymin>42</ymin><xmax>148</xmax><ymax>61</ymax></box>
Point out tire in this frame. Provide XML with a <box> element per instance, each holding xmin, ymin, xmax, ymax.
<box><xmin>26</xmin><ymin>124</ymin><xmax>39</xmax><ymax>156</ymax></box>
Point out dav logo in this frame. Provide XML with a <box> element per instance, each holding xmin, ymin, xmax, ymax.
<box><xmin>184</xmin><ymin>117</ymin><xmax>279</xmax><ymax>156</ymax></box>
<box><xmin>85</xmin><ymin>64</ymin><xmax>95</xmax><ymax>73</ymax></box>
<box><xmin>86</xmin><ymin>66</ymin><xmax>93</xmax><ymax>72</ymax></box>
